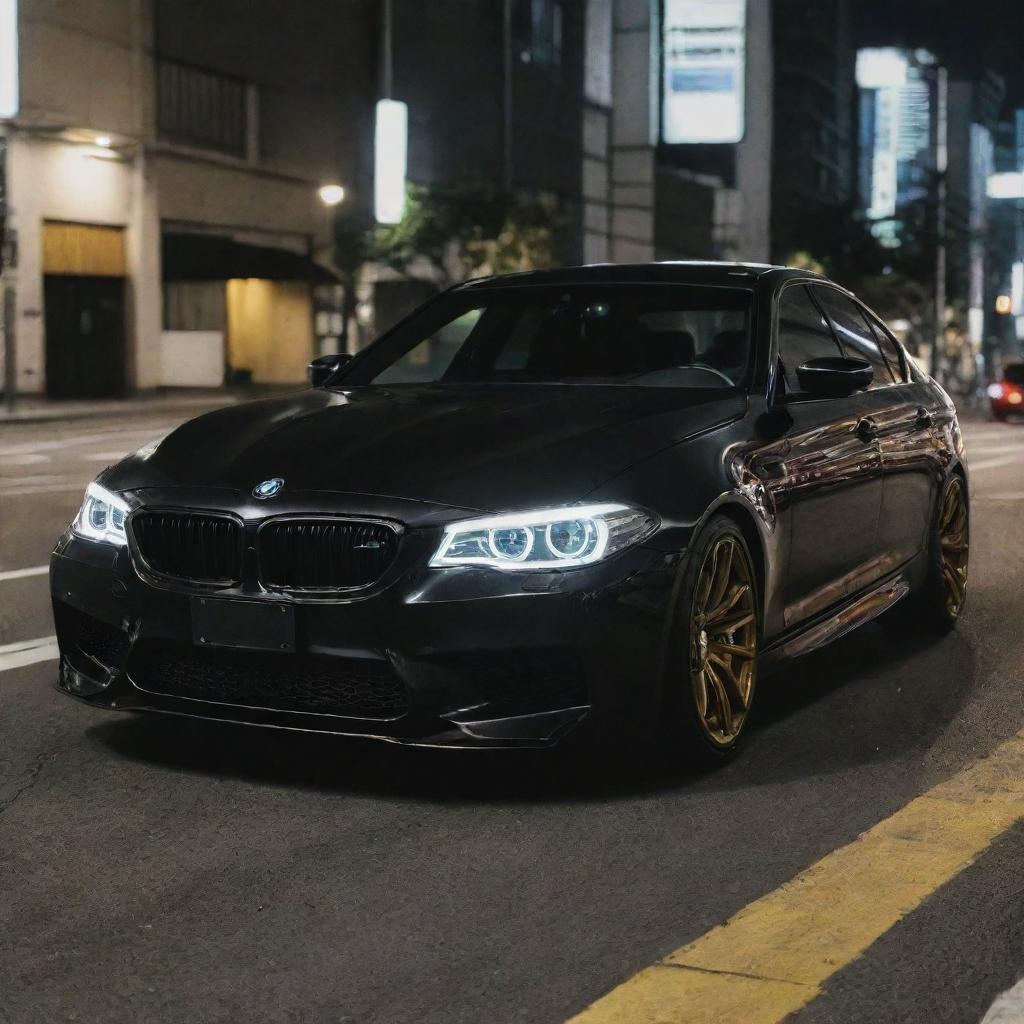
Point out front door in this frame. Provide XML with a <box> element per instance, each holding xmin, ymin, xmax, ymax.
<box><xmin>772</xmin><ymin>282</ymin><xmax>883</xmax><ymax>629</ymax></box>
<box><xmin>44</xmin><ymin>275</ymin><xmax>126</xmax><ymax>398</ymax></box>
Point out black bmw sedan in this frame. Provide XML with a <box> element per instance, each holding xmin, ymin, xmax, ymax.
<box><xmin>51</xmin><ymin>262</ymin><xmax>969</xmax><ymax>764</ymax></box>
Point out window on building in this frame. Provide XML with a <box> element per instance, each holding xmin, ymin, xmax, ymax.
<box><xmin>777</xmin><ymin>284</ymin><xmax>842</xmax><ymax>395</ymax></box>
<box><xmin>514</xmin><ymin>0</ymin><xmax>564</xmax><ymax>71</ymax></box>
<box><xmin>163</xmin><ymin>281</ymin><xmax>226</xmax><ymax>332</ymax></box>
<box><xmin>157</xmin><ymin>58</ymin><xmax>248</xmax><ymax>157</ymax></box>
<box><xmin>811</xmin><ymin>285</ymin><xmax>897</xmax><ymax>387</ymax></box>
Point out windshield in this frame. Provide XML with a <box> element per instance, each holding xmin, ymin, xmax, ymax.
<box><xmin>1004</xmin><ymin>364</ymin><xmax>1024</xmax><ymax>386</ymax></box>
<box><xmin>341</xmin><ymin>284</ymin><xmax>754</xmax><ymax>389</ymax></box>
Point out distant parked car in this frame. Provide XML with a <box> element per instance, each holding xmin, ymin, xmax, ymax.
<box><xmin>51</xmin><ymin>262</ymin><xmax>970</xmax><ymax>765</ymax></box>
<box><xmin>988</xmin><ymin>363</ymin><xmax>1024</xmax><ymax>421</ymax></box>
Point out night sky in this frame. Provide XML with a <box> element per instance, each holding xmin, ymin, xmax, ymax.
<box><xmin>856</xmin><ymin>0</ymin><xmax>1024</xmax><ymax>107</ymax></box>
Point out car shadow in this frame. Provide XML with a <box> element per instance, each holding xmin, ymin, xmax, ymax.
<box><xmin>88</xmin><ymin>619</ymin><xmax>977</xmax><ymax>805</ymax></box>
<box><xmin>727</xmin><ymin>618</ymin><xmax>978</xmax><ymax>788</ymax></box>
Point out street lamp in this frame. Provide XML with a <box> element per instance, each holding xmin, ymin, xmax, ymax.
<box><xmin>317</xmin><ymin>184</ymin><xmax>346</xmax><ymax>207</ymax></box>
<box><xmin>374</xmin><ymin>99</ymin><xmax>407</xmax><ymax>224</ymax></box>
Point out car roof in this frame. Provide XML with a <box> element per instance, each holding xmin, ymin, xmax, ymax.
<box><xmin>455</xmin><ymin>261</ymin><xmax>827</xmax><ymax>291</ymax></box>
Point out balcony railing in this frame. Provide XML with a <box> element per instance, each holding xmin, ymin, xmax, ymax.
<box><xmin>156</xmin><ymin>58</ymin><xmax>248</xmax><ymax>157</ymax></box>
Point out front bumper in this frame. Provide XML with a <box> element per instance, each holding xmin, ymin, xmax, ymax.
<box><xmin>50</xmin><ymin>530</ymin><xmax>678</xmax><ymax>749</ymax></box>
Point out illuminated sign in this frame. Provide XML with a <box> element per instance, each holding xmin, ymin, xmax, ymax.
<box><xmin>374</xmin><ymin>99</ymin><xmax>407</xmax><ymax>225</ymax></box>
<box><xmin>0</xmin><ymin>0</ymin><xmax>17</xmax><ymax>119</ymax></box>
<box><xmin>662</xmin><ymin>0</ymin><xmax>745</xmax><ymax>144</ymax></box>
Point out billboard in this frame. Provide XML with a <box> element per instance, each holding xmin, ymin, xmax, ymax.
<box><xmin>662</xmin><ymin>0</ymin><xmax>746</xmax><ymax>145</ymax></box>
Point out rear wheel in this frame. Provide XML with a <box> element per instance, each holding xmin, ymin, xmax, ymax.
<box><xmin>664</xmin><ymin>517</ymin><xmax>759</xmax><ymax>766</ymax></box>
<box><xmin>885</xmin><ymin>474</ymin><xmax>969</xmax><ymax>635</ymax></box>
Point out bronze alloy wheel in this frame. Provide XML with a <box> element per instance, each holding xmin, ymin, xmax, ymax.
<box><xmin>689</xmin><ymin>535</ymin><xmax>758</xmax><ymax>746</ymax></box>
<box><xmin>939</xmin><ymin>476</ymin><xmax>969</xmax><ymax>618</ymax></box>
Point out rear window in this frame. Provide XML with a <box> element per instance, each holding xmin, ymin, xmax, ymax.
<box><xmin>1004</xmin><ymin>364</ymin><xmax>1024</xmax><ymax>386</ymax></box>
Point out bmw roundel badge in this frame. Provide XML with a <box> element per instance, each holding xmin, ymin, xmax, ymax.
<box><xmin>253</xmin><ymin>477</ymin><xmax>285</xmax><ymax>499</ymax></box>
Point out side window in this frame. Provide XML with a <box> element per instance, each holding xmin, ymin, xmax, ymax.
<box><xmin>862</xmin><ymin>309</ymin><xmax>907</xmax><ymax>383</ymax></box>
<box><xmin>777</xmin><ymin>284</ymin><xmax>842</xmax><ymax>396</ymax></box>
<box><xmin>812</xmin><ymin>286</ymin><xmax>897</xmax><ymax>387</ymax></box>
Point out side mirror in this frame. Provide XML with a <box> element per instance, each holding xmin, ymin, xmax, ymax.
<box><xmin>308</xmin><ymin>352</ymin><xmax>352</xmax><ymax>388</ymax></box>
<box><xmin>796</xmin><ymin>357</ymin><xmax>873</xmax><ymax>398</ymax></box>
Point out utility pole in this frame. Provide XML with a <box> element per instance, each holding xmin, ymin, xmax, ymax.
<box><xmin>933</xmin><ymin>66</ymin><xmax>948</xmax><ymax>383</ymax></box>
<box><xmin>0</xmin><ymin>133</ymin><xmax>13</xmax><ymax>413</ymax></box>
<box><xmin>502</xmin><ymin>0</ymin><xmax>514</xmax><ymax>191</ymax></box>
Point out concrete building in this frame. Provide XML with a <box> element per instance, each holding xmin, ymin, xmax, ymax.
<box><xmin>1</xmin><ymin>0</ymin><xmax>368</xmax><ymax>399</ymax></box>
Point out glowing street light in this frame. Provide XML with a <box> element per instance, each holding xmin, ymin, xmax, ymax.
<box><xmin>374</xmin><ymin>99</ymin><xmax>407</xmax><ymax>225</ymax></box>
<box><xmin>95</xmin><ymin>134</ymin><xmax>112</xmax><ymax>148</ymax></box>
<box><xmin>317</xmin><ymin>183</ymin><xmax>346</xmax><ymax>207</ymax></box>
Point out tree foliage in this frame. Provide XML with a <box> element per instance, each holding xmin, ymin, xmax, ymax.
<box><xmin>370</xmin><ymin>184</ymin><xmax>562</xmax><ymax>286</ymax></box>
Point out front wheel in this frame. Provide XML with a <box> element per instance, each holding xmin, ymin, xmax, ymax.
<box><xmin>663</xmin><ymin>516</ymin><xmax>759</xmax><ymax>767</ymax></box>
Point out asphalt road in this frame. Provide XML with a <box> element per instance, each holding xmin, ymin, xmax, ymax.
<box><xmin>2</xmin><ymin>405</ymin><xmax>1024</xmax><ymax>1024</ymax></box>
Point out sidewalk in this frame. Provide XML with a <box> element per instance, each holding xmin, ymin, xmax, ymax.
<box><xmin>0</xmin><ymin>387</ymin><xmax>290</xmax><ymax>424</ymax></box>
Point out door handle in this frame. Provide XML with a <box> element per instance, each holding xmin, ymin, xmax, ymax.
<box><xmin>855</xmin><ymin>416</ymin><xmax>877</xmax><ymax>441</ymax></box>
<box><xmin>915</xmin><ymin>407</ymin><xmax>933</xmax><ymax>430</ymax></box>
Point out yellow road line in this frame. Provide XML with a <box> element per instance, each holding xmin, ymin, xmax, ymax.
<box><xmin>568</xmin><ymin>730</ymin><xmax>1024</xmax><ymax>1024</ymax></box>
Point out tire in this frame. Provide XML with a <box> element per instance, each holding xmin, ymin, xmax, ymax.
<box><xmin>661</xmin><ymin>515</ymin><xmax>760</xmax><ymax>767</ymax></box>
<box><xmin>994</xmin><ymin>410</ymin><xmax>1008</xmax><ymax>423</ymax></box>
<box><xmin>884</xmin><ymin>474</ymin><xmax>969</xmax><ymax>636</ymax></box>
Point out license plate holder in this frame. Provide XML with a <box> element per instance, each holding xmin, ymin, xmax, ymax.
<box><xmin>190</xmin><ymin>597</ymin><xmax>295</xmax><ymax>652</ymax></box>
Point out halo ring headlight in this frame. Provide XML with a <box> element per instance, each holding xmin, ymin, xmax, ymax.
<box><xmin>430</xmin><ymin>504</ymin><xmax>657</xmax><ymax>572</ymax></box>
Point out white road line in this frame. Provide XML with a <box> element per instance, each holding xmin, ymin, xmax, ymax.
<box><xmin>966</xmin><ymin>444</ymin><xmax>1024</xmax><ymax>456</ymax></box>
<box><xmin>0</xmin><ymin>474</ymin><xmax>87</xmax><ymax>486</ymax></box>
<box><xmin>981</xmin><ymin>977</ymin><xmax>1024</xmax><ymax>1023</ymax></box>
<box><xmin>0</xmin><ymin>636</ymin><xmax>59</xmax><ymax>673</ymax></box>
<box><xmin>1</xmin><ymin>453</ymin><xmax>50</xmax><ymax>466</ymax></box>
<box><xmin>0</xmin><ymin>565</ymin><xmax>48</xmax><ymax>583</ymax></box>
<box><xmin>0</xmin><ymin>484</ymin><xmax>85</xmax><ymax>496</ymax></box>
<box><xmin>968</xmin><ymin>454</ymin><xmax>1024</xmax><ymax>471</ymax></box>
<box><xmin>0</xmin><ymin>425</ymin><xmax>174</xmax><ymax>458</ymax></box>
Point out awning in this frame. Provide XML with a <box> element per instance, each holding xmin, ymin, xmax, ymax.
<box><xmin>162</xmin><ymin>233</ymin><xmax>340</xmax><ymax>284</ymax></box>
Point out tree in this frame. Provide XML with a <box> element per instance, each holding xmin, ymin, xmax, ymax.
<box><xmin>371</xmin><ymin>183</ymin><xmax>562</xmax><ymax>287</ymax></box>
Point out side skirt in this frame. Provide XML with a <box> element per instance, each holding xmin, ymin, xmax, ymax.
<box><xmin>760</xmin><ymin>573</ymin><xmax>910</xmax><ymax>672</ymax></box>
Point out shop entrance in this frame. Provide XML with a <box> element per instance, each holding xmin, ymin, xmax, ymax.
<box><xmin>42</xmin><ymin>222</ymin><xmax>127</xmax><ymax>398</ymax></box>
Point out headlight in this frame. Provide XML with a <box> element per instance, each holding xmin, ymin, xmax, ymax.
<box><xmin>72</xmin><ymin>483</ymin><xmax>130</xmax><ymax>546</ymax></box>
<box><xmin>430</xmin><ymin>504</ymin><xmax>657</xmax><ymax>571</ymax></box>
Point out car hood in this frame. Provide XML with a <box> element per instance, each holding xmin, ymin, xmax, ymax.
<box><xmin>104</xmin><ymin>385</ymin><xmax>744</xmax><ymax>512</ymax></box>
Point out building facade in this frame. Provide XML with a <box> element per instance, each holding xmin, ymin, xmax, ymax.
<box><xmin>770</xmin><ymin>0</ymin><xmax>855</xmax><ymax>264</ymax></box>
<box><xmin>1</xmin><ymin>0</ymin><xmax>373</xmax><ymax>398</ymax></box>
<box><xmin>1</xmin><ymin>0</ymin><xmax>776</xmax><ymax>400</ymax></box>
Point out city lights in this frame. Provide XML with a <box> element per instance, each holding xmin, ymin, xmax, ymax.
<box><xmin>856</xmin><ymin>48</ymin><xmax>908</xmax><ymax>89</ymax></box>
<box><xmin>988</xmin><ymin>172</ymin><xmax>1024</xmax><ymax>199</ymax></box>
<box><xmin>374</xmin><ymin>98</ymin><xmax>407</xmax><ymax>224</ymax></box>
<box><xmin>317</xmin><ymin>183</ymin><xmax>346</xmax><ymax>206</ymax></box>
<box><xmin>995</xmin><ymin>294</ymin><xmax>1012</xmax><ymax>315</ymax></box>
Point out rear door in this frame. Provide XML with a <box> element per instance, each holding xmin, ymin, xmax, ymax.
<box><xmin>811</xmin><ymin>285</ymin><xmax>939</xmax><ymax>573</ymax></box>
<box><xmin>772</xmin><ymin>282</ymin><xmax>883</xmax><ymax>628</ymax></box>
